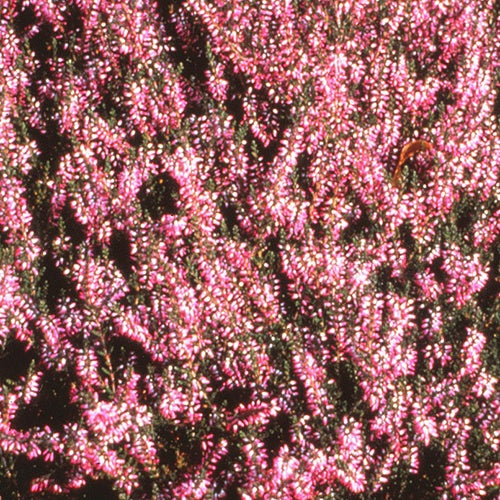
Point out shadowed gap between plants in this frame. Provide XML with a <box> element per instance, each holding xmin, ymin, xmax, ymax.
<box><xmin>262</xmin><ymin>412</ymin><xmax>293</xmax><ymax>467</ymax></box>
<box><xmin>11</xmin><ymin>368</ymin><xmax>80</xmax><ymax>433</ymax></box>
<box><xmin>138</xmin><ymin>172</ymin><xmax>180</xmax><ymax>220</ymax></box>
<box><xmin>109</xmin><ymin>229</ymin><xmax>135</xmax><ymax>280</ymax></box>
<box><xmin>2</xmin><ymin>454</ymin><xmax>73</xmax><ymax>500</ymax></box>
<box><xmin>371</xmin><ymin>443</ymin><xmax>447</xmax><ymax>500</ymax></box>
<box><xmin>0</xmin><ymin>339</ymin><xmax>37</xmax><ymax>382</ymax></box>
<box><xmin>40</xmin><ymin>251</ymin><xmax>80</xmax><ymax>316</ymax></box>
<box><xmin>265</xmin><ymin>234</ymin><xmax>298</xmax><ymax>319</ymax></box>
<box><xmin>108</xmin><ymin>334</ymin><xmax>153</xmax><ymax>378</ymax></box>
<box><xmin>477</xmin><ymin>242</ymin><xmax>499</xmax><ymax>320</ymax></box>
<box><xmin>156</xmin><ymin>0</ymin><xmax>210</xmax><ymax>118</ymax></box>
<box><xmin>75</xmin><ymin>478</ymin><xmax>119</xmax><ymax>500</ymax></box>
<box><xmin>60</xmin><ymin>199</ymin><xmax>87</xmax><ymax>246</ymax></box>
<box><xmin>154</xmin><ymin>422</ymin><xmax>203</xmax><ymax>478</ymax></box>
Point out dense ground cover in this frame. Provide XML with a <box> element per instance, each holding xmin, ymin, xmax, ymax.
<box><xmin>0</xmin><ymin>0</ymin><xmax>498</xmax><ymax>497</ymax></box>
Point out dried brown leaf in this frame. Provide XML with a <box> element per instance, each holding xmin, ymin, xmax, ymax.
<box><xmin>392</xmin><ymin>139</ymin><xmax>434</xmax><ymax>186</ymax></box>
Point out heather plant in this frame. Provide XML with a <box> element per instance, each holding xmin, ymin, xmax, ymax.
<box><xmin>0</xmin><ymin>0</ymin><xmax>498</xmax><ymax>498</ymax></box>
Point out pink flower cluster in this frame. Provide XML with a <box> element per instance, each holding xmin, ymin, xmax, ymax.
<box><xmin>0</xmin><ymin>0</ymin><xmax>498</xmax><ymax>497</ymax></box>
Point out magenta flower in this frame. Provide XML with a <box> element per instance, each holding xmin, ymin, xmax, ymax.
<box><xmin>0</xmin><ymin>0</ymin><xmax>497</xmax><ymax>496</ymax></box>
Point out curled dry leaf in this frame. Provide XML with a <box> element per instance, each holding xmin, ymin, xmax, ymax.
<box><xmin>392</xmin><ymin>139</ymin><xmax>434</xmax><ymax>186</ymax></box>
